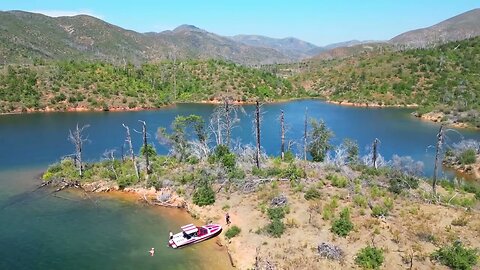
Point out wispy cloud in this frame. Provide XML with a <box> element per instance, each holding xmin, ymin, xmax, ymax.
<box><xmin>29</xmin><ymin>10</ymin><xmax>104</xmax><ymax>19</ymax></box>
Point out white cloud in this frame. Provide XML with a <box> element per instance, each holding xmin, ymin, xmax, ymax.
<box><xmin>29</xmin><ymin>10</ymin><xmax>104</xmax><ymax>19</ymax></box>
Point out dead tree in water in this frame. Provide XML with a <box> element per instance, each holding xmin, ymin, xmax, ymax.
<box><xmin>304</xmin><ymin>107</ymin><xmax>308</xmax><ymax>161</ymax></box>
<box><xmin>225</xmin><ymin>99</ymin><xmax>231</xmax><ymax>147</ymax></box>
<box><xmin>122</xmin><ymin>123</ymin><xmax>139</xmax><ymax>179</ymax></box>
<box><xmin>280</xmin><ymin>110</ymin><xmax>285</xmax><ymax>160</ymax></box>
<box><xmin>432</xmin><ymin>125</ymin><xmax>444</xmax><ymax>195</ymax></box>
<box><xmin>139</xmin><ymin>120</ymin><xmax>151</xmax><ymax>175</ymax></box>
<box><xmin>68</xmin><ymin>124</ymin><xmax>89</xmax><ymax>177</ymax></box>
<box><xmin>255</xmin><ymin>101</ymin><xmax>261</xmax><ymax>168</ymax></box>
<box><xmin>372</xmin><ymin>138</ymin><xmax>379</xmax><ymax>169</ymax></box>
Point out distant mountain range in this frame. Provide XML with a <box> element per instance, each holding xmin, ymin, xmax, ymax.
<box><xmin>390</xmin><ymin>8</ymin><xmax>480</xmax><ymax>48</ymax></box>
<box><xmin>311</xmin><ymin>8</ymin><xmax>480</xmax><ymax>60</ymax></box>
<box><xmin>0</xmin><ymin>8</ymin><xmax>479</xmax><ymax>65</ymax></box>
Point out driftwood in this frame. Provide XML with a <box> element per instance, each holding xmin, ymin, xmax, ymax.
<box><xmin>318</xmin><ymin>242</ymin><xmax>344</xmax><ymax>261</ymax></box>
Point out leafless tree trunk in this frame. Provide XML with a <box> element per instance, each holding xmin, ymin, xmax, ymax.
<box><xmin>255</xmin><ymin>101</ymin><xmax>261</xmax><ymax>168</ymax></box>
<box><xmin>225</xmin><ymin>99</ymin><xmax>231</xmax><ymax>148</ymax></box>
<box><xmin>122</xmin><ymin>123</ymin><xmax>139</xmax><ymax>179</ymax></box>
<box><xmin>103</xmin><ymin>149</ymin><xmax>118</xmax><ymax>180</ymax></box>
<box><xmin>68</xmin><ymin>124</ymin><xmax>89</xmax><ymax>177</ymax></box>
<box><xmin>139</xmin><ymin>120</ymin><xmax>150</xmax><ymax>175</ymax></box>
<box><xmin>304</xmin><ymin>107</ymin><xmax>308</xmax><ymax>161</ymax></box>
<box><xmin>432</xmin><ymin>125</ymin><xmax>444</xmax><ymax>195</ymax></box>
<box><xmin>280</xmin><ymin>110</ymin><xmax>285</xmax><ymax>160</ymax></box>
<box><xmin>373</xmin><ymin>138</ymin><xmax>379</xmax><ymax>169</ymax></box>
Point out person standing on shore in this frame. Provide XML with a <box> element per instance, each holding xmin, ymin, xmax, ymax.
<box><xmin>225</xmin><ymin>212</ymin><xmax>231</xmax><ymax>225</ymax></box>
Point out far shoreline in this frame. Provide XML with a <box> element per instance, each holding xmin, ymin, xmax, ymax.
<box><xmin>1</xmin><ymin>97</ymin><xmax>478</xmax><ymax>130</ymax></box>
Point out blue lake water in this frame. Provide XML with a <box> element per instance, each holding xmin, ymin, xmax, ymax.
<box><xmin>0</xmin><ymin>100</ymin><xmax>479</xmax><ymax>269</ymax></box>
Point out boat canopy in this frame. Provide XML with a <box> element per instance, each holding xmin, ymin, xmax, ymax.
<box><xmin>181</xmin><ymin>224</ymin><xmax>198</xmax><ymax>234</ymax></box>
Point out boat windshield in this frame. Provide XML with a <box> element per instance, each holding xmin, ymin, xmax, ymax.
<box><xmin>197</xmin><ymin>227</ymin><xmax>208</xmax><ymax>236</ymax></box>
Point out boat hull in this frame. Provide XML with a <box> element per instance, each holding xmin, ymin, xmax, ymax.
<box><xmin>168</xmin><ymin>224</ymin><xmax>222</xmax><ymax>248</ymax></box>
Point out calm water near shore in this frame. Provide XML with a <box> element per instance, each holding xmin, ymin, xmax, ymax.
<box><xmin>1</xmin><ymin>100</ymin><xmax>479</xmax><ymax>269</ymax></box>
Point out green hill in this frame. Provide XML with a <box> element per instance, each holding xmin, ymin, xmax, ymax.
<box><xmin>290</xmin><ymin>37</ymin><xmax>480</xmax><ymax>127</ymax></box>
<box><xmin>0</xmin><ymin>59</ymin><xmax>297</xmax><ymax>113</ymax></box>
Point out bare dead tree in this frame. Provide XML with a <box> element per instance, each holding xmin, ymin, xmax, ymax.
<box><xmin>209</xmin><ymin>99</ymin><xmax>244</xmax><ymax>149</ymax></box>
<box><xmin>280</xmin><ymin>110</ymin><xmax>285</xmax><ymax>160</ymax></box>
<box><xmin>139</xmin><ymin>120</ymin><xmax>150</xmax><ymax>175</ymax></box>
<box><xmin>122</xmin><ymin>123</ymin><xmax>139</xmax><ymax>179</ymax></box>
<box><xmin>225</xmin><ymin>99</ymin><xmax>231</xmax><ymax>147</ymax></box>
<box><xmin>255</xmin><ymin>101</ymin><xmax>261</xmax><ymax>168</ymax></box>
<box><xmin>103</xmin><ymin>149</ymin><xmax>118</xmax><ymax>180</ymax></box>
<box><xmin>304</xmin><ymin>107</ymin><xmax>308</xmax><ymax>161</ymax></box>
<box><xmin>432</xmin><ymin>125</ymin><xmax>444</xmax><ymax>195</ymax></box>
<box><xmin>372</xmin><ymin>138</ymin><xmax>380</xmax><ymax>169</ymax></box>
<box><xmin>68</xmin><ymin>124</ymin><xmax>89</xmax><ymax>177</ymax></box>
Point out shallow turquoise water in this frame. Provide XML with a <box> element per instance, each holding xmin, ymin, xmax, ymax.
<box><xmin>0</xmin><ymin>168</ymin><xmax>232</xmax><ymax>270</ymax></box>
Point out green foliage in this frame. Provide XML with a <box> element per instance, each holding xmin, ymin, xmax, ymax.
<box><xmin>283</xmin><ymin>151</ymin><xmax>295</xmax><ymax>162</ymax></box>
<box><xmin>158</xmin><ymin>114</ymin><xmax>206</xmax><ymax>162</ymax></box>
<box><xmin>225</xmin><ymin>226</ymin><xmax>241</xmax><ymax>239</ymax></box>
<box><xmin>459</xmin><ymin>149</ymin><xmax>477</xmax><ymax>165</ymax></box>
<box><xmin>140</xmin><ymin>144</ymin><xmax>157</xmax><ymax>157</ymax></box>
<box><xmin>431</xmin><ymin>241</ymin><xmax>478</xmax><ymax>270</ymax></box>
<box><xmin>304</xmin><ymin>187</ymin><xmax>321</xmax><ymax>200</ymax></box>
<box><xmin>353</xmin><ymin>195</ymin><xmax>368</xmax><ymax>208</ymax></box>
<box><xmin>211</xmin><ymin>145</ymin><xmax>237</xmax><ymax>171</ymax></box>
<box><xmin>267</xmin><ymin>207</ymin><xmax>286</xmax><ymax>220</ymax></box>
<box><xmin>355</xmin><ymin>246</ymin><xmax>384</xmax><ymax>269</ymax></box>
<box><xmin>266</xmin><ymin>218</ymin><xmax>285</xmax><ymax>238</ymax></box>
<box><xmin>388</xmin><ymin>174</ymin><xmax>419</xmax><ymax>194</ymax></box>
<box><xmin>0</xmin><ymin>59</ymin><xmax>297</xmax><ymax>113</ymax></box>
<box><xmin>307</xmin><ymin>119</ymin><xmax>334</xmax><ymax>162</ymax></box>
<box><xmin>343</xmin><ymin>138</ymin><xmax>359</xmax><ymax>164</ymax></box>
<box><xmin>331</xmin><ymin>208</ymin><xmax>354</xmax><ymax>237</ymax></box>
<box><xmin>146</xmin><ymin>177</ymin><xmax>162</xmax><ymax>190</ymax></box>
<box><xmin>371</xmin><ymin>205</ymin><xmax>389</xmax><ymax>217</ymax></box>
<box><xmin>117</xmin><ymin>174</ymin><xmax>137</xmax><ymax>189</ymax></box>
<box><xmin>292</xmin><ymin>37</ymin><xmax>480</xmax><ymax>128</ymax></box>
<box><xmin>328</xmin><ymin>174</ymin><xmax>348</xmax><ymax>188</ymax></box>
<box><xmin>192</xmin><ymin>179</ymin><xmax>216</xmax><ymax>206</ymax></box>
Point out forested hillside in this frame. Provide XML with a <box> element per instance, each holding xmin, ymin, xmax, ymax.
<box><xmin>290</xmin><ymin>37</ymin><xmax>480</xmax><ymax>127</ymax></box>
<box><xmin>0</xmin><ymin>59</ymin><xmax>298</xmax><ymax>113</ymax></box>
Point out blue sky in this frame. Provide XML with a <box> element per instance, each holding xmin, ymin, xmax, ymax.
<box><xmin>0</xmin><ymin>0</ymin><xmax>478</xmax><ymax>46</ymax></box>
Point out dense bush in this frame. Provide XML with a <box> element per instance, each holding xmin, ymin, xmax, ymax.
<box><xmin>388</xmin><ymin>174</ymin><xmax>419</xmax><ymax>194</ymax></box>
<box><xmin>331</xmin><ymin>208</ymin><xmax>354</xmax><ymax>237</ymax></box>
<box><xmin>431</xmin><ymin>241</ymin><xmax>478</xmax><ymax>270</ymax></box>
<box><xmin>192</xmin><ymin>183</ymin><xmax>216</xmax><ymax>206</ymax></box>
<box><xmin>267</xmin><ymin>207</ymin><xmax>286</xmax><ymax>220</ymax></box>
<box><xmin>355</xmin><ymin>246</ymin><xmax>384</xmax><ymax>269</ymax></box>
<box><xmin>266</xmin><ymin>218</ymin><xmax>285</xmax><ymax>238</ymax></box>
<box><xmin>225</xmin><ymin>226</ymin><xmax>241</xmax><ymax>239</ymax></box>
<box><xmin>459</xmin><ymin>149</ymin><xmax>477</xmax><ymax>165</ymax></box>
<box><xmin>304</xmin><ymin>187</ymin><xmax>321</xmax><ymax>200</ymax></box>
<box><xmin>328</xmin><ymin>174</ymin><xmax>348</xmax><ymax>188</ymax></box>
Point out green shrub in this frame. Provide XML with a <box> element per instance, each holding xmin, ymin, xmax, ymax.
<box><xmin>283</xmin><ymin>151</ymin><xmax>295</xmax><ymax>162</ymax></box>
<box><xmin>267</xmin><ymin>207</ymin><xmax>286</xmax><ymax>220</ymax></box>
<box><xmin>328</xmin><ymin>174</ymin><xmax>348</xmax><ymax>188</ymax></box>
<box><xmin>371</xmin><ymin>205</ymin><xmax>389</xmax><ymax>217</ymax></box>
<box><xmin>431</xmin><ymin>241</ymin><xmax>478</xmax><ymax>270</ymax></box>
<box><xmin>353</xmin><ymin>195</ymin><xmax>368</xmax><ymax>208</ymax></box>
<box><xmin>331</xmin><ymin>208</ymin><xmax>354</xmax><ymax>237</ymax></box>
<box><xmin>266</xmin><ymin>219</ymin><xmax>285</xmax><ymax>238</ymax></box>
<box><xmin>280</xmin><ymin>164</ymin><xmax>305</xmax><ymax>181</ymax></box>
<box><xmin>117</xmin><ymin>174</ymin><xmax>137</xmax><ymax>189</ymax></box>
<box><xmin>228</xmin><ymin>167</ymin><xmax>246</xmax><ymax>179</ymax></box>
<box><xmin>192</xmin><ymin>184</ymin><xmax>215</xmax><ymax>206</ymax></box>
<box><xmin>304</xmin><ymin>187</ymin><xmax>321</xmax><ymax>200</ymax></box>
<box><xmin>146</xmin><ymin>177</ymin><xmax>162</xmax><ymax>190</ymax></box>
<box><xmin>388</xmin><ymin>175</ymin><xmax>419</xmax><ymax>194</ymax></box>
<box><xmin>225</xmin><ymin>226</ymin><xmax>241</xmax><ymax>239</ymax></box>
<box><xmin>459</xmin><ymin>149</ymin><xmax>476</xmax><ymax>165</ymax></box>
<box><xmin>355</xmin><ymin>246</ymin><xmax>384</xmax><ymax>269</ymax></box>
